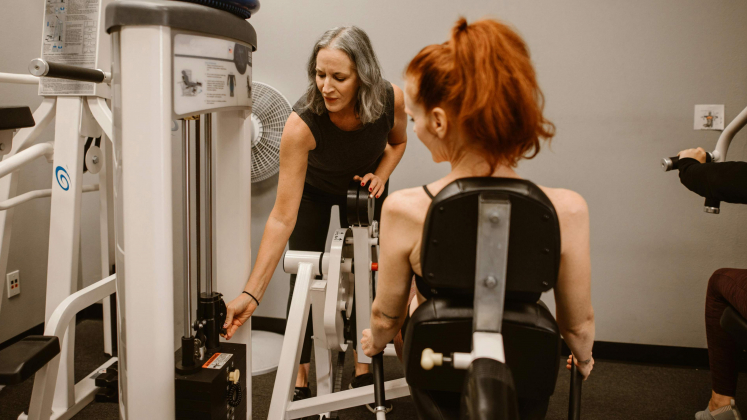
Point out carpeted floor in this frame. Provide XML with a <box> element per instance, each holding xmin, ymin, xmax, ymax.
<box><xmin>2</xmin><ymin>319</ymin><xmax>746</xmax><ymax>419</ymax></box>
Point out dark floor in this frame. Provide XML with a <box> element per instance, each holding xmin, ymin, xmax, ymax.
<box><xmin>2</xmin><ymin>319</ymin><xmax>746</xmax><ymax>419</ymax></box>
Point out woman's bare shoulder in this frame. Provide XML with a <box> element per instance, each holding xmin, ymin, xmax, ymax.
<box><xmin>538</xmin><ymin>186</ymin><xmax>588</xmax><ymax>220</ymax></box>
<box><xmin>382</xmin><ymin>187</ymin><xmax>431</xmax><ymax>223</ymax></box>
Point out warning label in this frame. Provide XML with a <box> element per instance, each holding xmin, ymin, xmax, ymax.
<box><xmin>202</xmin><ymin>352</ymin><xmax>233</xmax><ymax>369</ymax></box>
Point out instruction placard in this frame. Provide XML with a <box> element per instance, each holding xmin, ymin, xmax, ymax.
<box><xmin>202</xmin><ymin>352</ymin><xmax>233</xmax><ymax>369</ymax></box>
<box><xmin>40</xmin><ymin>0</ymin><xmax>100</xmax><ymax>95</ymax></box>
<box><xmin>173</xmin><ymin>34</ymin><xmax>253</xmax><ymax>116</ymax></box>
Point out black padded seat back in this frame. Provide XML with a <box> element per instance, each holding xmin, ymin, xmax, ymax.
<box><xmin>420</xmin><ymin>178</ymin><xmax>560</xmax><ymax>302</ymax></box>
<box><xmin>403</xmin><ymin>298</ymin><xmax>560</xmax><ymax>399</ymax></box>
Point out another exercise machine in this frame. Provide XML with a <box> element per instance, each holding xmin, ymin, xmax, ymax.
<box><xmin>271</xmin><ymin>180</ymin><xmax>409</xmax><ymax>419</ymax></box>
<box><xmin>662</xmin><ymin>104</ymin><xmax>747</xmax><ymax>213</ymax></box>
<box><xmin>0</xmin><ymin>0</ymin><xmax>118</xmax><ymax>416</ymax></box>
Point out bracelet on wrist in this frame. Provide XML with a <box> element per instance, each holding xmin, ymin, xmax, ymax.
<box><xmin>242</xmin><ymin>291</ymin><xmax>260</xmax><ymax>307</ymax></box>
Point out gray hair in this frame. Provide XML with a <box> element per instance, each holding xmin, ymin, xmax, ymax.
<box><xmin>303</xmin><ymin>26</ymin><xmax>387</xmax><ymax>125</ymax></box>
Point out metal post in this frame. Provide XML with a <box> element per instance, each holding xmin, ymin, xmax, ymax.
<box><xmin>182</xmin><ymin>120</ymin><xmax>192</xmax><ymax>338</ymax></box>
<box><xmin>194</xmin><ymin>117</ymin><xmax>201</xmax><ymax>296</ymax></box>
<box><xmin>205</xmin><ymin>114</ymin><xmax>213</xmax><ymax>295</ymax></box>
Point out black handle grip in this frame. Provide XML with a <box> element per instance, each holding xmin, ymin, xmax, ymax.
<box><xmin>372</xmin><ymin>352</ymin><xmax>386</xmax><ymax>410</ymax></box>
<box><xmin>662</xmin><ymin>152</ymin><xmax>713</xmax><ymax>172</ymax></box>
<box><xmin>29</xmin><ymin>58</ymin><xmax>105</xmax><ymax>84</ymax></box>
<box><xmin>568</xmin><ymin>359</ymin><xmax>583</xmax><ymax>420</ymax></box>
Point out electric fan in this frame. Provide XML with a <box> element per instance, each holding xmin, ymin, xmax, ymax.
<box><xmin>250</xmin><ymin>81</ymin><xmax>291</xmax><ymax>183</ymax></box>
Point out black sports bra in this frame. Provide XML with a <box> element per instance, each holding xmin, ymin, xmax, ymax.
<box><xmin>414</xmin><ymin>185</ymin><xmax>435</xmax><ymax>298</ymax></box>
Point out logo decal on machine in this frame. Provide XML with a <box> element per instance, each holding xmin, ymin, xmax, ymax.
<box><xmin>55</xmin><ymin>166</ymin><xmax>70</xmax><ymax>191</ymax></box>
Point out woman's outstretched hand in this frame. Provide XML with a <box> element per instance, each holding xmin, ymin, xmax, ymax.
<box><xmin>222</xmin><ymin>293</ymin><xmax>257</xmax><ymax>340</ymax></box>
<box><xmin>566</xmin><ymin>354</ymin><xmax>594</xmax><ymax>380</ymax></box>
<box><xmin>353</xmin><ymin>174</ymin><xmax>386</xmax><ymax>199</ymax></box>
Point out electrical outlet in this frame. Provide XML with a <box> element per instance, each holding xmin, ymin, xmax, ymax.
<box><xmin>6</xmin><ymin>270</ymin><xmax>20</xmax><ymax>298</ymax></box>
<box><xmin>694</xmin><ymin>105</ymin><xmax>725</xmax><ymax>131</ymax></box>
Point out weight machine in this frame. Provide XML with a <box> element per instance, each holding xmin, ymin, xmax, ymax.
<box><xmin>662</xmin><ymin>104</ymin><xmax>747</xmax><ymax>213</ymax></box>
<box><xmin>270</xmin><ymin>180</ymin><xmax>409</xmax><ymax>420</ymax></box>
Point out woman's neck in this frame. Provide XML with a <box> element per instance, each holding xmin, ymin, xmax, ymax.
<box><xmin>446</xmin><ymin>149</ymin><xmax>519</xmax><ymax>181</ymax></box>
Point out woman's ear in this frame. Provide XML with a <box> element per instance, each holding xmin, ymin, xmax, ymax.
<box><xmin>429</xmin><ymin>107</ymin><xmax>449</xmax><ymax>139</ymax></box>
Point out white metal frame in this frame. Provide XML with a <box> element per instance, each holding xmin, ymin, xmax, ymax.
<box><xmin>270</xmin><ymin>227</ymin><xmax>410</xmax><ymax>419</ymax></box>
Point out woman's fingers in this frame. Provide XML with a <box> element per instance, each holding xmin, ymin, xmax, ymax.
<box><xmin>360</xmin><ymin>173</ymin><xmax>374</xmax><ymax>186</ymax></box>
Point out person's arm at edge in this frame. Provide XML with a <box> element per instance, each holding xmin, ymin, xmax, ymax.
<box><xmin>223</xmin><ymin>112</ymin><xmax>315</xmax><ymax>339</ymax></box>
<box><xmin>678</xmin><ymin>158</ymin><xmax>747</xmax><ymax>204</ymax></box>
<box><xmin>552</xmin><ymin>191</ymin><xmax>595</xmax><ymax>371</ymax></box>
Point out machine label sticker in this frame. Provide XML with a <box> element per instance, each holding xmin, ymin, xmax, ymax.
<box><xmin>39</xmin><ymin>0</ymin><xmax>101</xmax><ymax>96</ymax></box>
<box><xmin>173</xmin><ymin>34</ymin><xmax>253</xmax><ymax>116</ymax></box>
<box><xmin>55</xmin><ymin>166</ymin><xmax>70</xmax><ymax>191</ymax></box>
<box><xmin>202</xmin><ymin>352</ymin><xmax>233</xmax><ymax>369</ymax></box>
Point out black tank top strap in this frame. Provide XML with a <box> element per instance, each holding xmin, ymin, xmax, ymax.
<box><xmin>414</xmin><ymin>274</ymin><xmax>432</xmax><ymax>299</ymax></box>
<box><xmin>422</xmin><ymin>185</ymin><xmax>435</xmax><ymax>200</ymax></box>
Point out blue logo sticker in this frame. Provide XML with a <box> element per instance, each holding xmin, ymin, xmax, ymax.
<box><xmin>55</xmin><ymin>166</ymin><xmax>70</xmax><ymax>191</ymax></box>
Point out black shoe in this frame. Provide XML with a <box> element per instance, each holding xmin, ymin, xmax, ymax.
<box><xmin>348</xmin><ymin>373</ymin><xmax>394</xmax><ymax>414</ymax></box>
<box><xmin>292</xmin><ymin>386</ymin><xmax>320</xmax><ymax>420</ymax></box>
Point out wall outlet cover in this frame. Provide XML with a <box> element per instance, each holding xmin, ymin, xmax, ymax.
<box><xmin>694</xmin><ymin>104</ymin><xmax>725</xmax><ymax>131</ymax></box>
<box><xmin>6</xmin><ymin>270</ymin><xmax>20</xmax><ymax>298</ymax></box>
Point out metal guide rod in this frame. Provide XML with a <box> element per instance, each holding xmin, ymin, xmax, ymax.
<box><xmin>195</xmin><ymin>117</ymin><xmax>201</xmax><ymax>296</ymax></box>
<box><xmin>205</xmin><ymin>114</ymin><xmax>213</xmax><ymax>295</ymax></box>
<box><xmin>182</xmin><ymin>120</ymin><xmax>192</xmax><ymax>338</ymax></box>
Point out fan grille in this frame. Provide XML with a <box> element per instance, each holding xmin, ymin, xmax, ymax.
<box><xmin>251</xmin><ymin>82</ymin><xmax>291</xmax><ymax>183</ymax></box>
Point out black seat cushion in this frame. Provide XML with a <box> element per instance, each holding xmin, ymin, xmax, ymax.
<box><xmin>721</xmin><ymin>305</ymin><xmax>747</xmax><ymax>350</ymax></box>
<box><xmin>0</xmin><ymin>107</ymin><xmax>35</xmax><ymax>131</ymax></box>
<box><xmin>0</xmin><ymin>336</ymin><xmax>60</xmax><ymax>385</ymax></box>
<box><xmin>403</xmin><ymin>298</ymin><xmax>560</xmax><ymax>399</ymax></box>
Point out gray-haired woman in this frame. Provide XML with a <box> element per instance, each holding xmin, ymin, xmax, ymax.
<box><xmin>223</xmin><ymin>26</ymin><xmax>407</xmax><ymax>413</ymax></box>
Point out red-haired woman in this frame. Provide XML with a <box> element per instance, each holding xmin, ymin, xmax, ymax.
<box><xmin>360</xmin><ymin>18</ymin><xmax>595</xmax><ymax>419</ymax></box>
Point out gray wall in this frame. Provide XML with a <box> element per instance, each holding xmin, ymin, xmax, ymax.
<box><xmin>2</xmin><ymin>0</ymin><xmax>746</xmax><ymax>350</ymax></box>
<box><xmin>248</xmin><ymin>0</ymin><xmax>747</xmax><ymax>349</ymax></box>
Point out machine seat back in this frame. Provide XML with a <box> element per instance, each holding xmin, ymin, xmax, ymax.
<box><xmin>403</xmin><ymin>178</ymin><xmax>562</xmax><ymax>417</ymax></box>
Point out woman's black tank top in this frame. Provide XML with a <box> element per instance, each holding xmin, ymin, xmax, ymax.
<box><xmin>293</xmin><ymin>82</ymin><xmax>395</xmax><ymax>195</ymax></box>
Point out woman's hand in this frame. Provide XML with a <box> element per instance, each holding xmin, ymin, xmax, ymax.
<box><xmin>678</xmin><ymin>147</ymin><xmax>707</xmax><ymax>163</ymax></box>
<box><xmin>353</xmin><ymin>174</ymin><xmax>386</xmax><ymax>199</ymax></box>
<box><xmin>361</xmin><ymin>328</ymin><xmax>385</xmax><ymax>357</ymax></box>
<box><xmin>222</xmin><ymin>293</ymin><xmax>257</xmax><ymax>340</ymax></box>
<box><xmin>566</xmin><ymin>354</ymin><xmax>594</xmax><ymax>380</ymax></box>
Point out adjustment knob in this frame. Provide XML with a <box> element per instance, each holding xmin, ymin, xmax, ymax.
<box><xmin>421</xmin><ymin>348</ymin><xmax>443</xmax><ymax>370</ymax></box>
<box><xmin>228</xmin><ymin>369</ymin><xmax>241</xmax><ymax>384</ymax></box>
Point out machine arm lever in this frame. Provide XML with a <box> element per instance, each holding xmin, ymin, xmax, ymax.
<box><xmin>29</xmin><ymin>58</ymin><xmax>111</xmax><ymax>84</ymax></box>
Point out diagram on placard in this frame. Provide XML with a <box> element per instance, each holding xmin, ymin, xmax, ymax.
<box><xmin>180</xmin><ymin>70</ymin><xmax>203</xmax><ymax>96</ymax></box>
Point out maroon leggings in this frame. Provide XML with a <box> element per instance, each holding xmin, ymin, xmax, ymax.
<box><xmin>706</xmin><ymin>268</ymin><xmax>747</xmax><ymax>396</ymax></box>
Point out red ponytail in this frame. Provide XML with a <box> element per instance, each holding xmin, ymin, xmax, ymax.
<box><xmin>405</xmin><ymin>18</ymin><xmax>555</xmax><ymax>168</ymax></box>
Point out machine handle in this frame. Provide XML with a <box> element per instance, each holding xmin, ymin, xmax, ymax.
<box><xmin>372</xmin><ymin>352</ymin><xmax>387</xmax><ymax>419</ymax></box>
<box><xmin>704</xmin><ymin>198</ymin><xmax>721</xmax><ymax>214</ymax></box>
<box><xmin>661</xmin><ymin>152</ymin><xmax>713</xmax><ymax>172</ymax></box>
<box><xmin>568</xmin><ymin>357</ymin><xmax>583</xmax><ymax>420</ymax></box>
<box><xmin>28</xmin><ymin>58</ymin><xmax>111</xmax><ymax>84</ymax></box>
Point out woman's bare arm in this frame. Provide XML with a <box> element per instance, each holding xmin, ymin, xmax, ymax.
<box><xmin>360</xmin><ymin>84</ymin><xmax>408</xmax><ymax>197</ymax></box>
<box><xmin>223</xmin><ymin>112</ymin><xmax>314</xmax><ymax>338</ymax></box>
<box><xmin>552</xmin><ymin>190</ymin><xmax>595</xmax><ymax>362</ymax></box>
<box><xmin>368</xmin><ymin>191</ymin><xmax>419</xmax><ymax>352</ymax></box>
